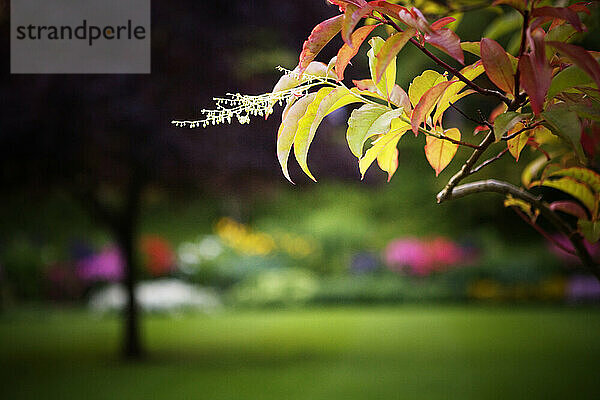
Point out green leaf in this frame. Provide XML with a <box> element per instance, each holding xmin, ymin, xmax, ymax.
<box><xmin>549</xmin><ymin>167</ymin><xmax>600</xmax><ymax>193</ymax></box>
<box><xmin>579</xmin><ymin>219</ymin><xmax>600</xmax><ymax>243</ymax></box>
<box><xmin>542</xmin><ymin>105</ymin><xmax>585</xmax><ymax>162</ymax></box>
<box><xmin>375</xmin><ymin>29</ymin><xmax>415</xmax><ymax>83</ymax></box>
<box><xmin>548</xmin><ymin>64</ymin><xmax>595</xmax><ymax>99</ymax></box>
<box><xmin>531</xmin><ymin>176</ymin><xmax>596</xmax><ymax>215</ymax></box>
<box><xmin>493</xmin><ymin>111</ymin><xmax>528</xmax><ymax>142</ymax></box>
<box><xmin>521</xmin><ymin>155</ymin><xmax>550</xmax><ymax>187</ymax></box>
<box><xmin>277</xmin><ymin>93</ymin><xmax>318</xmax><ymax>183</ymax></box>
<box><xmin>367</xmin><ymin>37</ymin><xmax>396</xmax><ymax>98</ymax></box>
<box><xmin>346</xmin><ymin>104</ymin><xmax>397</xmax><ymax>157</ymax></box>
<box><xmin>484</xmin><ymin>10</ymin><xmax>521</xmax><ymax>40</ymax></box>
<box><xmin>293</xmin><ymin>87</ymin><xmax>335</xmax><ymax>181</ymax></box>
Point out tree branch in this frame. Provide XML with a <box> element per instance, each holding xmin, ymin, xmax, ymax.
<box><xmin>470</xmin><ymin>148</ymin><xmax>508</xmax><ymax>174</ymax></box>
<box><xmin>436</xmin><ymin>131</ymin><xmax>495</xmax><ymax>203</ymax></box>
<box><xmin>440</xmin><ymin>179</ymin><xmax>600</xmax><ymax>280</ymax></box>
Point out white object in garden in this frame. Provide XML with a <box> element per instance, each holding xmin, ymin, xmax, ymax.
<box><xmin>89</xmin><ymin>278</ymin><xmax>221</xmax><ymax>313</ymax></box>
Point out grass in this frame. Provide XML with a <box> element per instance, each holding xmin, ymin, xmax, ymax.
<box><xmin>1</xmin><ymin>305</ymin><xmax>599</xmax><ymax>399</ymax></box>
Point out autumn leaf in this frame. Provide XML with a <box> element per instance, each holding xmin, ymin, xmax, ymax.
<box><xmin>408</xmin><ymin>70</ymin><xmax>446</xmax><ymax>108</ymax></box>
<box><xmin>424</xmin><ymin>28</ymin><xmax>464</xmax><ymax>65</ymax></box>
<box><xmin>336</xmin><ymin>24</ymin><xmax>378</xmax><ymax>81</ymax></box>
<box><xmin>532</xmin><ymin>7</ymin><xmax>584</xmax><ymax>33</ymax></box>
<box><xmin>367</xmin><ymin>37</ymin><xmax>396</xmax><ymax>98</ymax></box>
<box><xmin>298</xmin><ymin>15</ymin><xmax>344</xmax><ymax>75</ymax></box>
<box><xmin>481</xmin><ymin>38</ymin><xmax>515</xmax><ymax>93</ymax></box>
<box><xmin>547</xmin><ymin>41</ymin><xmax>600</xmax><ymax>90</ymax></box>
<box><xmin>506</xmin><ymin>122</ymin><xmax>528</xmax><ymax>161</ymax></box>
<box><xmin>359</xmin><ymin>118</ymin><xmax>411</xmax><ymax>180</ymax></box>
<box><xmin>549</xmin><ymin>200</ymin><xmax>589</xmax><ymax>220</ymax></box>
<box><xmin>425</xmin><ymin>128</ymin><xmax>460</xmax><ymax>176</ymax></box>
<box><xmin>411</xmin><ymin>80</ymin><xmax>456</xmax><ymax>135</ymax></box>
<box><xmin>375</xmin><ymin>29</ymin><xmax>415</xmax><ymax>83</ymax></box>
<box><xmin>342</xmin><ymin>4</ymin><xmax>373</xmax><ymax>46</ymax></box>
<box><xmin>531</xmin><ymin>176</ymin><xmax>596</xmax><ymax>215</ymax></box>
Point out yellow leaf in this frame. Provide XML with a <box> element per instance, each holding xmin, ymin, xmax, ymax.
<box><xmin>424</xmin><ymin>127</ymin><xmax>460</xmax><ymax>176</ymax></box>
<box><xmin>359</xmin><ymin>118</ymin><xmax>411</xmax><ymax>179</ymax></box>
<box><xmin>367</xmin><ymin>37</ymin><xmax>396</xmax><ymax>99</ymax></box>
<box><xmin>506</xmin><ymin>122</ymin><xmax>529</xmax><ymax>161</ymax></box>
<box><xmin>433</xmin><ymin>62</ymin><xmax>484</xmax><ymax>123</ymax></box>
<box><xmin>408</xmin><ymin>70</ymin><xmax>446</xmax><ymax>108</ymax></box>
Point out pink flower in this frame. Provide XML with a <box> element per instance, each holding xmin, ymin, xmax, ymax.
<box><xmin>77</xmin><ymin>246</ymin><xmax>124</xmax><ymax>282</ymax></box>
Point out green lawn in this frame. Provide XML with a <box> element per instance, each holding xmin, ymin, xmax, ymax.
<box><xmin>1</xmin><ymin>306</ymin><xmax>599</xmax><ymax>399</ymax></box>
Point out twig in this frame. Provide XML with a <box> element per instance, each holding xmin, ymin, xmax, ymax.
<box><xmin>501</xmin><ymin>121</ymin><xmax>543</xmax><ymax>141</ymax></box>
<box><xmin>448</xmin><ymin>102</ymin><xmax>484</xmax><ymax>126</ymax></box>
<box><xmin>470</xmin><ymin>148</ymin><xmax>508</xmax><ymax>174</ymax></box>
<box><xmin>436</xmin><ymin>131</ymin><xmax>495</xmax><ymax>203</ymax></box>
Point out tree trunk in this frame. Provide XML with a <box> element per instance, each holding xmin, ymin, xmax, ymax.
<box><xmin>118</xmin><ymin>176</ymin><xmax>144</xmax><ymax>360</ymax></box>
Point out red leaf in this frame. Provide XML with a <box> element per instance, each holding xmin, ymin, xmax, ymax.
<box><xmin>569</xmin><ymin>2</ymin><xmax>591</xmax><ymax>15</ymax></box>
<box><xmin>431</xmin><ymin>16</ymin><xmax>456</xmax><ymax>30</ymax></box>
<box><xmin>398</xmin><ymin>7</ymin><xmax>433</xmax><ymax>34</ymax></box>
<box><xmin>327</xmin><ymin>0</ymin><xmax>367</xmax><ymax>12</ymax></box>
<box><xmin>519</xmin><ymin>29</ymin><xmax>552</xmax><ymax>116</ymax></box>
<box><xmin>411</xmin><ymin>80</ymin><xmax>456</xmax><ymax>135</ymax></box>
<box><xmin>481</xmin><ymin>38</ymin><xmax>515</xmax><ymax>93</ymax></box>
<box><xmin>375</xmin><ymin>28</ymin><xmax>415</xmax><ymax>83</ymax></box>
<box><xmin>336</xmin><ymin>24</ymin><xmax>378</xmax><ymax>80</ymax></box>
<box><xmin>532</xmin><ymin>6</ymin><xmax>584</xmax><ymax>32</ymax></box>
<box><xmin>425</xmin><ymin>29</ymin><xmax>464</xmax><ymax>64</ymax></box>
<box><xmin>549</xmin><ymin>200</ymin><xmax>589</xmax><ymax>220</ymax></box>
<box><xmin>298</xmin><ymin>15</ymin><xmax>344</xmax><ymax>75</ymax></box>
<box><xmin>547</xmin><ymin>41</ymin><xmax>600</xmax><ymax>91</ymax></box>
<box><xmin>341</xmin><ymin>4</ymin><xmax>373</xmax><ymax>46</ymax></box>
<box><xmin>368</xmin><ymin>1</ymin><xmax>408</xmax><ymax>18</ymax></box>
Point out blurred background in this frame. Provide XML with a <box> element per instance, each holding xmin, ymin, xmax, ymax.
<box><xmin>1</xmin><ymin>1</ymin><xmax>600</xmax><ymax>399</ymax></box>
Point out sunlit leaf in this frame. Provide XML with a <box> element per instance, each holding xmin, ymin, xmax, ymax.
<box><xmin>424</xmin><ymin>127</ymin><xmax>460</xmax><ymax>176</ymax></box>
<box><xmin>346</xmin><ymin>104</ymin><xmax>390</xmax><ymax>157</ymax></box>
<box><xmin>506</xmin><ymin>122</ymin><xmax>528</xmax><ymax>161</ymax></box>
<box><xmin>277</xmin><ymin>93</ymin><xmax>318</xmax><ymax>183</ymax></box>
<box><xmin>425</xmin><ymin>28</ymin><xmax>464</xmax><ymax>64</ymax></box>
<box><xmin>336</xmin><ymin>24</ymin><xmax>378</xmax><ymax>81</ymax></box>
<box><xmin>342</xmin><ymin>4</ymin><xmax>373</xmax><ymax>45</ymax></box>
<box><xmin>481</xmin><ymin>38</ymin><xmax>515</xmax><ymax>93</ymax></box>
<box><xmin>408</xmin><ymin>70</ymin><xmax>446</xmax><ymax>108</ymax></box>
<box><xmin>411</xmin><ymin>80</ymin><xmax>456</xmax><ymax>135</ymax></box>
<box><xmin>359</xmin><ymin>118</ymin><xmax>411</xmax><ymax>180</ymax></box>
<box><xmin>433</xmin><ymin>63</ymin><xmax>484</xmax><ymax>123</ymax></box>
<box><xmin>367</xmin><ymin>37</ymin><xmax>396</xmax><ymax>98</ymax></box>
<box><xmin>298</xmin><ymin>15</ymin><xmax>344</xmax><ymax>75</ymax></box>
<box><xmin>375</xmin><ymin>29</ymin><xmax>415</xmax><ymax>83</ymax></box>
<box><xmin>293</xmin><ymin>87</ymin><xmax>336</xmax><ymax>181</ymax></box>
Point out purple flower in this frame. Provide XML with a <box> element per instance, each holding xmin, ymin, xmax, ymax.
<box><xmin>77</xmin><ymin>246</ymin><xmax>124</xmax><ymax>283</ymax></box>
